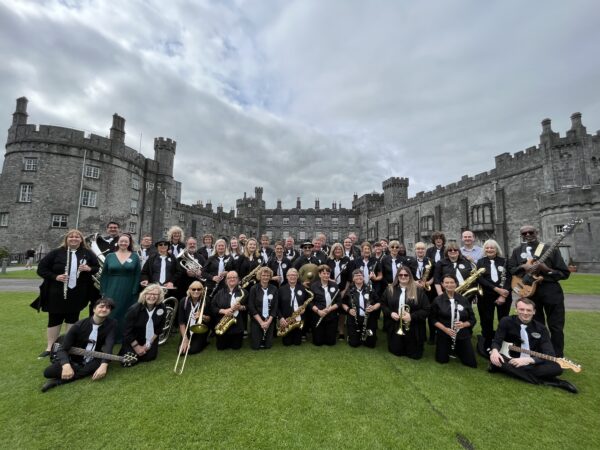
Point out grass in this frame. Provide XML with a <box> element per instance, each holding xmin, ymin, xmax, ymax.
<box><xmin>0</xmin><ymin>269</ymin><xmax>40</xmax><ymax>279</ymax></box>
<box><xmin>1</xmin><ymin>292</ymin><xmax>598</xmax><ymax>449</ymax></box>
<box><xmin>560</xmin><ymin>273</ymin><xmax>600</xmax><ymax>295</ymax></box>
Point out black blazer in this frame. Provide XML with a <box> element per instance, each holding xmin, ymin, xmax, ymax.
<box><xmin>477</xmin><ymin>256</ymin><xmax>511</xmax><ymax>296</ymax></box>
<box><xmin>491</xmin><ymin>315</ymin><xmax>556</xmax><ymax>360</ymax></box>
<box><xmin>268</xmin><ymin>257</ymin><xmax>291</xmax><ymax>287</ymax></box>
<box><xmin>55</xmin><ymin>316</ymin><xmax>117</xmax><ymax>365</ymax></box>
<box><xmin>123</xmin><ymin>302</ymin><xmax>166</xmax><ymax>347</ymax></box>
<box><xmin>380</xmin><ymin>255</ymin><xmax>417</xmax><ymax>284</ymax></box>
<box><xmin>433</xmin><ymin>257</ymin><xmax>472</xmax><ymax>285</ymax></box>
<box><xmin>211</xmin><ymin>287</ymin><xmax>247</xmax><ymax>334</ymax></box>
<box><xmin>431</xmin><ymin>293</ymin><xmax>476</xmax><ymax>340</ymax></box>
<box><xmin>277</xmin><ymin>284</ymin><xmax>309</xmax><ymax>319</ymax></box>
<box><xmin>141</xmin><ymin>253</ymin><xmax>177</xmax><ymax>285</ymax></box>
<box><xmin>381</xmin><ymin>285</ymin><xmax>430</xmax><ymax>336</ymax></box>
<box><xmin>425</xmin><ymin>246</ymin><xmax>445</xmax><ymax>263</ymax></box>
<box><xmin>204</xmin><ymin>254</ymin><xmax>236</xmax><ymax>295</ymax></box>
<box><xmin>247</xmin><ymin>283</ymin><xmax>279</xmax><ymax>320</ymax></box>
<box><xmin>310</xmin><ymin>281</ymin><xmax>341</xmax><ymax>322</ymax></box>
<box><xmin>326</xmin><ymin>257</ymin><xmax>352</xmax><ymax>288</ymax></box>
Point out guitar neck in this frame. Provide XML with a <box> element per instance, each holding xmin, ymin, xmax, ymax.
<box><xmin>68</xmin><ymin>346</ymin><xmax>122</xmax><ymax>362</ymax></box>
<box><xmin>508</xmin><ymin>344</ymin><xmax>556</xmax><ymax>363</ymax></box>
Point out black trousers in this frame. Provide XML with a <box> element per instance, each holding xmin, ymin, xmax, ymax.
<box><xmin>181</xmin><ymin>332</ymin><xmax>209</xmax><ymax>355</ymax></box>
<box><xmin>347</xmin><ymin>316</ymin><xmax>377</xmax><ymax>348</ymax></box>
<box><xmin>533</xmin><ymin>283</ymin><xmax>565</xmax><ymax>357</ymax></box>
<box><xmin>478</xmin><ymin>294</ymin><xmax>512</xmax><ymax>346</ymax></box>
<box><xmin>312</xmin><ymin>317</ymin><xmax>337</xmax><ymax>346</ymax></box>
<box><xmin>44</xmin><ymin>358</ymin><xmax>101</xmax><ymax>382</ymax></box>
<box><xmin>435</xmin><ymin>333</ymin><xmax>477</xmax><ymax>368</ymax></box>
<box><xmin>216</xmin><ymin>332</ymin><xmax>243</xmax><ymax>350</ymax></box>
<box><xmin>282</xmin><ymin>327</ymin><xmax>303</xmax><ymax>346</ymax></box>
<box><xmin>489</xmin><ymin>359</ymin><xmax>563</xmax><ymax>384</ymax></box>
<box><xmin>387</xmin><ymin>327</ymin><xmax>424</xmax><ymax>359</ymax></box>
<box><xmin>250</xmin><ymin>320</ymin><xmax>275</xmax><ymax>350</ymax></box>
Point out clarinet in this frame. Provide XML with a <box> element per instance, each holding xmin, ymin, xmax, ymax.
<box><xmin>315</xmin><ymin>288</ymin><xmax>340</xmax><ymax>328</ymax></box>
<box><xmin>63</xmin><ymin>249</ymin><xmax>71</xmax><ymax>300</ymax></box>
<box><xmin>360</xmin><ymin>286</ymin><xmax>373</xmax><ymax>341</ymax></box>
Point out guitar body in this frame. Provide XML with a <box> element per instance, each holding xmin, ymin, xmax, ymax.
<box><xmin>500</xmin><ymin>341</ymin><xmax>582</xmax><ymax>373</ymax></box>
<box><xmin>51</xmin><ymin>337</ymin><xmax>137</xmax><ymax>367</ymax></box>
<box><xmin>511</xmin><ymin>269</ymin><xmax>543</xmax><ymax>298</ymax></box>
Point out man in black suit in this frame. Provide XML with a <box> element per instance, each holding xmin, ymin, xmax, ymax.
<box><xmin>96</xmin><ymin>222</ymin><xmax>120</xmax><ymax>253</ymax></box>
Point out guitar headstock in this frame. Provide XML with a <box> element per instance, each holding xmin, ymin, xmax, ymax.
<box><xmin>121</xmin><ymin>352</ymin><xmax>138</xmax><ymax>367</ymax></box>
<box><xmin>561</xmin><ymin>218</ymin><xmax>583</xmax><ymax>235</ymax></box>
<box><xmin>557</xmin><ymin>357</ymin><xmax>582</xmax><ymax>373</ymax></box>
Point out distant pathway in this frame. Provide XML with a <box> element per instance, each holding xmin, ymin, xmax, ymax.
<box><xmin>1</xmin><ymin>277</ymin><xmax>598</xmax><ymax>310</ymax></box>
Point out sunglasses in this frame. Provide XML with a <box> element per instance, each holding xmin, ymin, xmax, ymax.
<box><xmin>190</xmin><ymin>288</ymin><xmax>202</xmax><ymax>292</ymax></box>
<box><xmin>447</xmin><ymin>249</ymin><xmax>459</xmax><ymax>252</ymax></box>
<box><xmin>158</xmin><ymin>243</ymin><xmax>168</xmax><ymax>246</ymax></box>
<box><xmin>398</xmin><ymin>274</ymin><xmax>410</xmax><ymax>278</ymax></box>
<box><xmin>390</xmin><ymin>245</ymin><xmax>400</xmax><ymax>249</ymax></box>
<box><xmin>521</xmin><ymin>231</ymin><xmax>536</xmax><ymax>236</ymax></box>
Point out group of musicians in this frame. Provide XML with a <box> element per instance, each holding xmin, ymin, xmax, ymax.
<box><xmin>37</xmin><ymin>223</ymin><xmax>578</xmax><ymax>394</ymax></box>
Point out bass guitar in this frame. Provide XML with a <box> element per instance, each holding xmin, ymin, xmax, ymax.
<box><xmin>51</xmin><ymin>341</ymin><xmax>137</xmax><ymax>367</ymax></box>
<box><xmin>511</xmin><ymin>218</ymin><xmax>582</xmax><ymax>298</ymax></box>
<box><xmin>499</xmin><ymin>341</ymin><xmax>581</xmax><ymax>373</ymax></box>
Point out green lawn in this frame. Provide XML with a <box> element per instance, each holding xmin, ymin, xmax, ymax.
<box><xmin>1</xmin><ymin>292</ymin><xmax>597</xmax><ymax>449</ymax></box>
<box><xmin>561</xmin><ymin>273</ymin><xmax>600</xmax><ymax>295</ymax></box>
<box><xmin>0</xmin><ymin>269</ymin><xmax>40</xmax><ymax>279</ymax></box>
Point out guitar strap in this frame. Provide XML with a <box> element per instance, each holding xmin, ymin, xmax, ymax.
<box><xmin>534</xmin><ymin>243</ymin><xmax>544</xmax><ymax>258</ymax></box>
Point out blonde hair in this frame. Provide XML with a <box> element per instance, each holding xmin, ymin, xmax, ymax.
<box><xmin>168</xmin><ymin>226</ymin><xmax>184</xmax><ymax>242</ymax></box>
<box><xmin>186</xmin><ymin>280</ymin><xmax>205</xmax><ymax>298</ymax></box>
<box><xmin>60</xmin><ymin>229</ymin><xmax>88</xmax><ymax>250</ymax></box>
<box><xmin>138</xmin><ymin>284</ymin><xmax>165</xmax><ymax>305</ymax></box>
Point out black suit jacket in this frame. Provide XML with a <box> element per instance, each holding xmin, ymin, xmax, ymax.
<box><xmin>277</xmin><ymin>284</ymin><xmax>309</xmax><ymax>318</ymax></box>
<box><xmin>56</xmin><ymin>316</ymin><xmax>117</xmax><ymax>365</ymax></box>
<box><xmin>247</xmin><ymin>283</ymin><xmax>279</xmax><ymax>320</ymax></box>
<box><xmin>123</xmin><ymin>303</ymin><xmax>166</xmax><ymax>347</ymax></box>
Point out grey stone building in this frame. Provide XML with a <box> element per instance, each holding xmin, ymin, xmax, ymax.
<box><xmin>236</xmin><ymin>187</ymin><xmax>360</xmax><ymax>244</ymax></box>
<box><xmin>352</xmin><ymin>113</ymin><xmax>600</xmax><ymax>272</ymax></box>
<box><xmin>0</xmin><ymin>97</ymin><xmax>256</xmax><ymax>256</ymax></box>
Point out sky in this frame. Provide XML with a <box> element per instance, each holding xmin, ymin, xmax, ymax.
<box><xmin>1</xmin><ymin>0</ymin><xmax>599</xmax><ymax>212</ymax></box>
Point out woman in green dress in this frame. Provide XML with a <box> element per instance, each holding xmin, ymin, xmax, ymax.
<box><xmin>100</xmin><ymin>233</ymin><xmax>141</xmax><ymax>341</ymax></box>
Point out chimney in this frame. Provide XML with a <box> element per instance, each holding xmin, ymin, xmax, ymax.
<box><xmin>296</xmin><ymin>197</ymin><xmax>301</xmax><ymax>209</ymax></box>
<box><xmin>12</xmin><ymin>97</ymin><xmax>28</xmax><ymax>126</ymax></box>
<box><xmin>276</xmin><ymin>199</ymin><xmax>282</xmax><ymax>209</ymax></box>
<box><xmin>110</xmin><ymin>113</ymin><xmax>126</xmax><ymax>144</ymax></box>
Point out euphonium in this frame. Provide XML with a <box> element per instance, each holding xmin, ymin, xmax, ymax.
<box><xmin>215</xmin><ymin>289</ymin><xmax>246</xmax><ymax>335</ymax></box>
<box><xmin>277</xmin><ymin>288</ymin><xmax>314</xmax><ymax>337</ymax></box>
<box><xmin>455</xmin><ymin>267</ymin><xmax>486</xmax><ymax>299</ymax></box>
<box><xmin>396</xmin><ymin>304</ymin><xmax>411</xmax><ymax>335</ymax></box>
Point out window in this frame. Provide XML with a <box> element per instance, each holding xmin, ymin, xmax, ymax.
<box><xmin>471</xmin><ymin>204</ymin><xmax>493</xmax><ymax>225</ymax></box>
<box><xmin>315</xmin><ymin>217</ymin><xmax>323</xmax><ymax>226</ymax></box>
<box><xmin>128</xmin><ymin>222</ymin><xmax>137</xmax><ymax>233</ymax></box>
<box><xmin>24</xmin><ymin>157</ymin><xmax>38</xmax><ymax>171</ymax></box>
<box><xmin>299</xmin><ymin>217</ymin><xmax>306</xmax><ymax>226</ymax></box>
<box><xmin>298</xmin><ymin>231</ymin><xmax>306</xmax><ymax>240</ymax></box>
<box><xmin>81</xmin><ymin>190</ymin><xmax>97</xmax><ymax>207</ymax></box>
<box><xmin>391</xmin><ymin>223</ymin><xmax>399</xmax><ymax>237</ymax></box>
<box><xmin>19</xmin><ymin>184</ymin><xmax>33</xmax><ymax>202</ymax></box>
<box><xmin>266</xmin><ymin>231</ymin><xmax>273</xmax><ymax>239</ymax></box>
<box><xmin>130</xmin><ymin>200</ymin><xmax>138</xmax><ymax>215</ymax></box>
<box><xmin>348</xmin><ymin>217</ymin><xmax>356</xmax><ymax>225</ymax></box>
<box><xmin>420</xmin><ymin>216</ymin><xmax>434</xmax><ymax>231</ymax></box>
<box><xmin>331</xmin><ymin>231</ymin><xmax>339</xmax><ymax>241</ymax></box>
<box><xmin>266</xmin><ymin>217</ymin><xmax>273</xmax><ymax>225</ymax></box>
<box><xmin>84</xmin><ymin>165</ymin><xmax>100</xmax><ymax>179</ymax></box>
<box><xmin>0</xmin><ymin>213</ymin><xmax>8</xmax><ymax>227</ymax></box>
<box><xmin>332</xmin><ymin>217</ymin><xmax>339</xmax><ymax>225</ymax></box>
<box><xmin>132</xmin><ymin>175</ymin><xmax>140</xmax><ymax>190</ymax></box>
<box><xmin>282</xmin><ymin>231</ymin><xmax>290</xmax><ymax>239</ymax></box>
<box><xmin>283</xmin><ymin>217</ymin><xmax>290</xmax><ymax>225</ymax></box>
<box><xmin>179</xmin><ymin>213</ymin><xmax>185</xmax><ymax>222</ymax></box>
<box><xmin>554</xmin><ymin>225</ymin><xmax>565</xmax><ymax>235</ymax></box>
<box><xmin>51</xmin><ymin>214</ymin><xmax>68</xmax><ymax>228</ymax></box>
<box><xmin>146</xmin><ymin>181</ymin><xmax>154</xmax><ymax>191</ymax></box>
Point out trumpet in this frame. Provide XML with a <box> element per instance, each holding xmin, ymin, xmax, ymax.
<box><xmin>396</xmin><ymin>304</ymin><xmax>411</xmax><ymax>335</ymax></box>
<box><xmin>173</xmin><ymin>289</ymin><xmax>206</xmax><ymax>375</ymax></box>
<box><xmin>215</xmin><ymin>289</ymin><xmax>247</xmax><ymax>335</ymax></box>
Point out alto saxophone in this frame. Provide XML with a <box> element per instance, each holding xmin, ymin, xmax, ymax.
<box><xmin>421</xmin><ymin>260</ymin><xmax>433</xmax><ymax>291</ymax></box>
<box><xmin>215</xmin><ymin>289</ymin><xmax>247</xmax><ymax>335</ymax></box>
<box><xmin>241</xmin><ymin>260</ymin><xmax>262</xmax><ymax>289</ymax></box>
<box><xmin>277</xmin><ymin>288</ymin><xmax>314</xmax><ymax>337</ymax></box>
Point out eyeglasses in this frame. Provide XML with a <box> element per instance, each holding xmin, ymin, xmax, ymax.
<box><xmin>190</xmin><ymin>288</ymin><xmax>202</xmax><ymax>292</ymax></box>
<box><xmin>398</xmin><ymin>274</ymin><xmax>410</xmax><ymax>278</ymax></box>
<box><xmin>521</xmin><ymin>231</ymin><xmax>536</xmax><ymax>236</ymax></box>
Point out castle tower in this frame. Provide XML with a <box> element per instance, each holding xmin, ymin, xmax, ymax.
<box><xmin>154</xmin><ymin>137</ymin><xmax>176</xmax><ymax>177</ymax></box>
<box><xmin>110</xmin><ymin>113</ymin><xmax>126</xmax><ymax>144</ymax></box>
<box><xmin>382</xmin><ymin>177</ymin><xmax>409</xmax><ymax>208</ymax></box>
<box><xmin>12</xmin><ymin>97</ymin><xmax>28</xmax><ymax>126</ymax></box>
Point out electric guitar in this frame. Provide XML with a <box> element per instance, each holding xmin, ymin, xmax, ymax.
<box><xmin>499</xmin><ymin>341</ymin><xmax>581</xmax><ymax>373</ymax></box>
<box><xmin>511</xmin><ymin>218</ymin><xmax>582</xmax><ymax>298</ymax></box>
<box><xmin>51</xmin><ymin>342</ymin><xmax>137</xmax><ymax>367</ymax></box>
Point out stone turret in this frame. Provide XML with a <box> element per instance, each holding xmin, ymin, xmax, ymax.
<box><xmin>12</xmin><ymin>97</ymin><xmax>28</xmax><ymax>126</ymax></box>
<box><xmin>109</xmin><ymin>113</ymin><xmax>126</xmax><ymax>144</ymax></box>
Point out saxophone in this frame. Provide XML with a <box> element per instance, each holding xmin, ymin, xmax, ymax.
<box><xmin>241</xmin><ymin>259</ymin><xmax>263</xmax><ymax>289</ymax></box>
<box><xmin>215</xmin><ymin>289</ymin><xmax>247</xmax><ymax>335</ymax></box>
<box><xmin>455</xmin><ymin>267</ymin><xmax>486</xmax><ymax>299</ymax></box>
<box><xmin>420</xmin><ymin>260</ymin><xmax>433</xmax><ymax>291</ymax></box>
<box><xmin>277</xmin><ymin>288</ymin><xmax>314</xmax><ymax>337</ymax></box>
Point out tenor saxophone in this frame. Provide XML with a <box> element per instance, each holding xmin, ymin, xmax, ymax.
<box><xmin>421</xmin><ymin>260</ymin><xmax>433</xmax><ymax>291</ymax></box>
<box><xmin>455</xmin><ymin>267</ymin><xmax>486</xmax><ymax>299</ymax></box>
<box><xmin>277</xmin><ymin>288</ymin><xmax>314</xmax><ymax>337</ymax></box>
<box><xmin>215</xmin><ymin>289</ymin><xmax>247</xmax><ymax>335</ymax></box>
<box><xmin>241</xmin><ymin>261</ymin><xmax>262</xmax><ymax>289</ymax></box>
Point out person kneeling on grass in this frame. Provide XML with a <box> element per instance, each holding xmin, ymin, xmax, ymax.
<box><xmin>489</xmin><ymin>297</ymin><xmax>577</xmax><ymax>393</ymax></box>
<box><xmin>41</xmin><ymin>298</ymin><xmax>117</xmax><ymax>392</ymax></box>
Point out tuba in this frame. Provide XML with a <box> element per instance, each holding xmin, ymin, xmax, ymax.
<box><xmin>215</xmin><ymin>289</ymin><xmax>246</xmax><ymax>335</ymax></box>
<box><xmin>87</xmin><ymin>233</ymin><xmax>107</xmax><ymax>290</ymax></box>
<box><xmin>455</xmin><ymin>267</ymin><xmax>486</xmax><ymax>300</ymax></box>
<box><xmin>158</xmin><ymin>288</ymin><xmax>179</xmax><ymax>345</ymax></box>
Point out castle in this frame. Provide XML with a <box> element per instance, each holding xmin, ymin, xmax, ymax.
<box><xmin>1</xmin><ymin>97</ymin><xmax>598</xmax><ymax>271</ymax></box>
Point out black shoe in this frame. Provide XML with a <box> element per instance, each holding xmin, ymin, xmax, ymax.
<box><xmin>543</xmin><ymin>378</ymin><xmax>578</xmax><ymax>394</ymax></box>
<box><xmin>38</xmin><ymin>350</ymin><xmax>51</xmax><ymax>359</ymax></box>
<box><xmin>41</xmin><ymin>379</ymin><xmax>61</xmax><ymax>393</ymax></box>
<box><xmin>338</xmin><ymin>334</ymin><xmax>345</xmax><ymax>341</ymax></box>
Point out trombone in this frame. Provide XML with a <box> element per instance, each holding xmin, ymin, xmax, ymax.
<box><xmin>173</xmin><ymin>287</ymin><xmax>208</xmax><ymax>375</ymax></box>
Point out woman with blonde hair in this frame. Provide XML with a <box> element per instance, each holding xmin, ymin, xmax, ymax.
<box><xmin>36</xmin><ymin>229</ymin><xmax>100</xmax><ymax>357</ymax></box>
<box><xmin>120</xmin><ymin>283</ymin><xmax>166</xmax><ymax>363</ymax></box>
<box><xmin>167</xmin><ymin>226</ymin><xmax>185</xmax><ymax>257</ymax></box>
<box><xmin>178</xmin><ymin>281</ymin><xmax>211</xmax><ymax>355</ymax></box>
